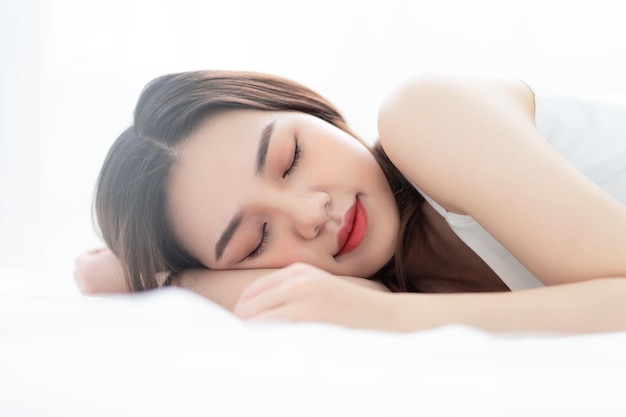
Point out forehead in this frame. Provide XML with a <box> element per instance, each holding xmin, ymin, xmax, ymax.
<box><xmin>167</xmin><ymin>109</ymin><xmax>273</xmax><ymax>262</ymax></box>
<box><xmin>189</xmin><ymin>108</ymin><xmax>271</xmax><ymax>151</ymax></box>
<box><xmin>176</xmin><ymin>108</ymin><xmax>269</xmax><ymax>185</ymax></box>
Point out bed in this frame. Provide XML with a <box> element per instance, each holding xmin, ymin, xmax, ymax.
<box><xmin>1</xmin><ymin>266</ymin><xmax>625</xmax><ymax>417</ymax></box>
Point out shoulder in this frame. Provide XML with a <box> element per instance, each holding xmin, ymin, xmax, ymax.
<box><xmin>377</xmin><ymin>75</ymin><xmax>626</xmax><ymax>285</ymax></box>
<box><xmin>377</xmin><ymin>73</ymin><xmax>534</xmax><ymax>121</ymax></box>
<box><xmin>377</xmin><ymin>74</ymin><xmax>536</xmax><ymax>149</ymax></box>
<box><xmin>376</xmin><ymin>74</ymin><xmax>536</xmax><ymax>213</ymax></box>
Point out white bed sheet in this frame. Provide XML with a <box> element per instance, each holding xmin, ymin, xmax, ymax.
<box><xmin>1</xmin><ymin>268</ymin><xmax>625</xmax><ymax>417</ymax></box>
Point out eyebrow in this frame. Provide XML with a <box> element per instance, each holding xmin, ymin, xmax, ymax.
<box><xmin>255</xmin><ymin>120</ymin><xmax>276</xmax><ymax>176</ymax></box>
<box><xmin>215</xmin><ymin>120</ymin><xmax>276</xmax><ymax>263</ymax></box>
<box><xmin>215</xmin><ymin>212</ymin><xmax>243</xmax><ymax>262</ymax></box>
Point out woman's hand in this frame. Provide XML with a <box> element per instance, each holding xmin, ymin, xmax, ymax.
<box><xmin>233</xmin><ymin>263</ymin><xmax>394</xmax><ymax>330</ymax></box>
<box><xmin>74</xmin><ymin>247</ymin><xmax>127</xmax><ymax>294</ymax></box>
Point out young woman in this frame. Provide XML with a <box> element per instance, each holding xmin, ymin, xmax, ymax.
<box><xmin>75</xmin><ymin>71</ymin><xmax>626</xmax><ymax>333</ymax></box>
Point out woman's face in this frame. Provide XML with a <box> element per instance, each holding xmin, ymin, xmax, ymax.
<box><xmin>167</xmin><ymin>109</ymin><xmax>400</xmax><ymax>278</ymax></box>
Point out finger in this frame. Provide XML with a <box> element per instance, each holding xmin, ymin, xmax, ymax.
<box><xmin>246</xmin><ymin>304</ymin><xmax>301</xmax><ymax>323</ymax></box>
<box><xmin>235</xmin><ymin>277</ymin><xmax>296</xmax><ymax>319</ymax></box>
<box><xmin>236</xmin><ymin>267</ymin><xmax>297</xmax><ymax>302</ymax></box>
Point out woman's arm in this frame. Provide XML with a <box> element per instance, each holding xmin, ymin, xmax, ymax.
<box><xmin>74</xmin><ymin>248</ymin><xmax>388</xmax><ymax>313</ymax></box>
<box><xmin>73</xmin><ymin>247</ymin><xmax>271</xmax><ymax>307</ymax></box>
<box><xmin>231</xmin><ymin>262</ymin><xmax>626</xmax><ymax>333</ymax></box>
<box><xmin>74</xmin><ymin>248</ymin><xmax>127</xmax><ymax>294</ymax></box>
<box><xmin>179</xmin><ymin>267</ymin><xmax>389</xmax><ymax>312</ymax></box>
<box><xmin>377</xmin><ymin>74</ymin><xmax>626</xmax><ymax>285</ymax></box>
<box><xmin>75</xmin><ymin>248</ymin><xmax>626</xmax><ymax>333</ymax></box>
<box><xmin>388</xmin><ymin>277</ymin><xmax>626</xmax><ymax>333</ymax></box>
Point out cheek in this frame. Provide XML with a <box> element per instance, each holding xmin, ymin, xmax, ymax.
<box><xmin>255</xmin><ymin>234</ymin><xmax>327</xmax><ymax>269</ymax></box>
<box><xmin>258</xmin><ymin>249</ymin><xmax>309</xmax><ymax>269</ymax></box>
<box><xmin>320</xmin><ymin>142</ymin><xmax>372</xmax><ymax>177</ymax></box>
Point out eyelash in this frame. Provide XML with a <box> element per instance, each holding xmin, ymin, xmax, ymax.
<box><xmin>282</xmin><ymin>136</ymin><xmax>301</xmax><ymax>178</ymax></box>
<box><xmin>247</xmin><ymin>222</ymin><xmax>268</xmax><ymax>259</ymax></box>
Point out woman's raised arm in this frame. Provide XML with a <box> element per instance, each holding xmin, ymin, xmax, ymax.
<box><xmin>377</xmin><ymin>74</ymin><xmax>626</xmax><ymax>285</ymax></box>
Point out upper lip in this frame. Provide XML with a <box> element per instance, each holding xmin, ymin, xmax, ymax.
<box><xmin>335</xmin><ymin>200</ymin><xmax>357</xmax><ymax>256</ymax></box>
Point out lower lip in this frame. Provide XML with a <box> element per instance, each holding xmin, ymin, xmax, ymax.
<box><xmin>336</xmin><ymin>199</ymin><xmax>367</xmax><ymax>256</ymax></box>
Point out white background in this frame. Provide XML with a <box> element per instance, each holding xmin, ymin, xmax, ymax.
<box><xmin>1</xmin><ymin>0</ymin><xmax>626</xmax><ymax>288</ymax></box>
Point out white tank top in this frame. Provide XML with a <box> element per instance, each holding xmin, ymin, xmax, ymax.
<box><xmin>417</xmin><ymin>81</ymin><xmax>626</xmax><ymax>291</ymax></box>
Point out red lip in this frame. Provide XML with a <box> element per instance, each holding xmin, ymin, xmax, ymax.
<box><xmin>335</xmin><ymin>197</ymin><xmax>367</xmax><ymax>257</ymax></box>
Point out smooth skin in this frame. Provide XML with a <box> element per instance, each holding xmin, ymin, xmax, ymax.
<box><xmin>166</xmin><ymin>109</ymin><xmax>399</xmax><ymax>278</ymax></box>
<box><xmin>75</xmin><ymin>75</ymin><xmax>626</xmax><ymax>333</ymax></box>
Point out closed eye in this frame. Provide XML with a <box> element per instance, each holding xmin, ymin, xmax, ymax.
<box><xmin>282</xmin><ymin>136</ymin><xmax>301</xmax><ymax>178</ymax></box>
<box><xmin>247</xmin><ymin>223</ymin><xmax>268</xmax><ymax>259</ymax></box>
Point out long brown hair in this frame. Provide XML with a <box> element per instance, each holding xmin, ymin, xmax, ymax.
<box><xmin>370</xmin><ymin>143</ymin><xmax>429</xmax><ymax>291</ymax></box>
<box><xmin>95</xmin><ymin>70</ymin><xmax>426</xmax><ymax>292</ymax></box>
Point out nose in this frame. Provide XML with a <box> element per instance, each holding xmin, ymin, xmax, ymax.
<box><xmin>279</xmin><ymin>191</ymin><xmax>330</xmax><ymax>240</ymax></box>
